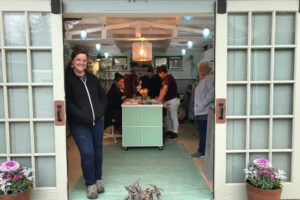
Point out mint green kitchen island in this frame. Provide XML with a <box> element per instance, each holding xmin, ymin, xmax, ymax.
<box><xmin>122</xmin><ymin>98</ymin><xmax>163</xmax><ymax>150</ymax></box>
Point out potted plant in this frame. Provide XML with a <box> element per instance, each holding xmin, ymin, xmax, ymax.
<box><xmin>0</xmin><ymin>160</ymin><xmax>33</xmax><ymax>200</ymax></box>
<box><xmin>244</xmin><ymin>158</ymin><xmax>286</xmax><ymax>200</ymax></box>
<box><xmin>125</xmin><ymin>179</ymin><xmax>163</xmax><ymax>200</ymax></box>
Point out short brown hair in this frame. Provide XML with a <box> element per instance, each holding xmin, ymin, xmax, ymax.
<box><xmin>71</xmin><ymin>48</ymin><xmax>88</xmax><ymax>60</ymax></box>
<box><xmin>157</xmin><ymin>65</ymin><xmax>167</xmax><ymax>73</ymax></box>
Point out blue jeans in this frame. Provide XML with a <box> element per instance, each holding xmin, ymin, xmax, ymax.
<box><xmin>70</xmin><ymin>119</ymin><xmax>104</xmax><ymax>186</ymax></box>
<box><xmin>196</xmin><ymin>118</ymin><xmax>208</xmax><ymax>155</ymax></box>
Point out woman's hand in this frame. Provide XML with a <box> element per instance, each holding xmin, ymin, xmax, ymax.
<box><xmin>121</xmin><ymin>96</ymin><xmax>126</xmax><ymax>100</ymax></box>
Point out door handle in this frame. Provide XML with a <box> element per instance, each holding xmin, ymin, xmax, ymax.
<box><xmin>218</xmin><ymin>103</ymin><xmax>224</xmax><ymax>120</ymax></box>
<box><xmin>216</xmin><ymin>98</ymin><xmax>226</xmax><ymax>124</ymax></box>
<box><xmin>57</xmin><ymin>105</ymin><xmax>62</xmax><ymax>122</ymax></box>
<box><xmin>54</xmin><ymin>101</ymin><xmax>65</xmax><ymax>126</ymax></box>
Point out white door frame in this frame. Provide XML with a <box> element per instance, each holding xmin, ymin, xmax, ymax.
<box><xmin>215</xmin><ymin>0</ymin><xmax>300</xmax><ymax>199</ymax></box>
<box><xmin>0</xmin><ymin>0</ymin><xmax>67</xmax><ymax>199</ymax></box>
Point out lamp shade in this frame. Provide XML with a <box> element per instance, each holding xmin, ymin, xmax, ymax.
<box><xmin>132</xmin><ymin>42</ymin><xmax>152</xmax><ymax>61</ymax></box>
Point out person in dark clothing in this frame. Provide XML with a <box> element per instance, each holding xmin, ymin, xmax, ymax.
<box><xmin>141</xmin><ymin>67</ymin><xmax>161</xmax><ymax>98</ymax></box>
<box><xmin>123</xmin><ymin>69</ymin><xmax>138</xmax><ymax>98</ymax></box>
<box><xmin>105</xmin><ymin>73</ymin><xmax>125</xmax><ymax>130</ymax></box>
<box><xmin>65</xmin><ymin>48</ymin><xmax>107</xmax><ymax>199</ymax></box>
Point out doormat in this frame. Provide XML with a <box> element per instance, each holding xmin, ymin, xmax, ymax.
<box><xmin>69</xmin><ymin>144</ymin><xmax>212</xmax><ymax>200</ymax></box>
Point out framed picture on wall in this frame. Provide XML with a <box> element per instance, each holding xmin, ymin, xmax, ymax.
<box><xmin>169</xmin><ymin>56</ymin><xmax>183</xmax><ymax>70</ymax></box>
<box><xmin>154</xmin><ymin>56</ymin><xmax>183</xmax><ymax>70</ymax></box>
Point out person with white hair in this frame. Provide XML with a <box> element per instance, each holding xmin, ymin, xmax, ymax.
<box><xmin>189</xmin><ymin>60</ymin><xmax>214</xmax><ymax>158</ymax></box>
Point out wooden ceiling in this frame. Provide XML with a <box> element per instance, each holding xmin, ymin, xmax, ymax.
<box><xmin>64</xmin><ymin>14</ymin><xmax>214</xmax><ymax>55</ymax></box>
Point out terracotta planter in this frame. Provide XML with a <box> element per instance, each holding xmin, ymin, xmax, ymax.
<box><xmin>0</xmin><ymin>189</ymin><xmax>31</xmax><ymax>200</ymax></box>
<box><xmin>246</xmin><ymin>182</ymin><xmax>282</xmax><ymax>200</ymax></box>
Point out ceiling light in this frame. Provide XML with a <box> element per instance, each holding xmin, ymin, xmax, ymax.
<box><xmin>80</xmin><ymin>29</ymin><xmax>87</xmax><ymax>40</ymax></box>
<box><xmin>181</xmin><ymin>49</ymin><xmax>186</xmax><ymax>56</ymax></box>
<box><xmin>184</xmin><ymin>16</ymin><xmax>193</xmax><ymax>20</ymax></box>
<box><xmin>96</xmin><ymin>43</ymin><xmax>101</xmax><ymax>51</ymax></box>
<box><xmin>132</xmin><ymin>42</ymin><xmax>152</xmax><ymax>61</ymax></box>
<box><xmin>187</xmin><ymin>40</ymin><xmax>193</xmax><ymax>49</ymax></box>
<box><xmin>104</xmin><ymin>51</ymin><xmax>109</xmax><ymax>59</ymax></box>
<box><xmin>203</xmin><ymin>28</ymin><xmax>210</xmax><ymax>39</ymax></box>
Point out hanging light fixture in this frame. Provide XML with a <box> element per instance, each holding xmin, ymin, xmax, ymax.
<box><xmin>181</xmin><ymin>49</ymin><xmax>186</xmax><ymax>56</ymax></box>
<box><xmin>187</xmin><ymin>40</ymin><xmax>193</xmax><ymax>49</ymax></box>
<box><xmin>104</xmin><ymin>51</ymin><xmax>109</xmax><ymax>59</ymax></box>
<box><xmin>96</xmin><ymin>43</ymin><xmax>101</xmax><ymax>51</ymax></box>
<box><xmin>132</xmin><ymin>41</ymin><xmax>152</xmax><ymax>61</ymax></box>
<box><xmin>80</xmin><ymin>29</ymin><xmax>87</xmax><ymax>40</ymax></box>
<box><xmin>203</xmin><ymin>28</ymin><xmax>210</xmax><ymax>39</ymax></box>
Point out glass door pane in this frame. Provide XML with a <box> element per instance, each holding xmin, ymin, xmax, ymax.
<box><xmin>275</xmin><ymin>13</ymin><xmax>295</xmax><ymax>45</ymax></box>
<box><xmin>29</xmin><ymin>12</ymin><xmax>51</xmax><ymax>46</ymax></box>
<box><xmin>252</xmin><ymin>13</ymin><xmax>271</xmax><ymax>45</ymax></box>
<box><xmin>8</xmin><ymin>87</ymin><xmax>29</xmax><ymax>118</ymax></box>
<box><xmin>0</xmin><ymin>88</ymin><xmax>4</xmax><ymax>118</ymax></box>
<box><xmin>31</xmin><ymin>51</ymin><xmax>53</xmax><ymax>82</ymax></box>
<box><xmin>0</xmin><ymin>123</ymin><xmax>6</xmax><ymax>153</ymax></box>
<box><xmin>4</xmin><ymin>12</ymin><xmax>26</xmax><ymax>46</ymax></box>
<box><xmin>10</xmin><ymin>122</ymin><xmax>31</xmax><ymax>153</ymax></box>
<box><xmin>228</xmin><ymin>14</ymin><xmax>248</xmax><ymax>45</ymax></box>
<box><xmin>274</xmin><ymin>49</ymin><xmax>294</xmax><ymax>80</ymax></box>
<box><xmin>251</xmin><ymin>50</ymin><xmax>270</xmax><ymax>81</ymax></box>
<box><xmin>6</xmin><ymin>51</ymin><xmax>28</xmax><ymax>82</ymax></box>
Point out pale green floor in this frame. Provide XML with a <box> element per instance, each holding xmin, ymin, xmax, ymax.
<box><xmin>69</xmin><ymin>144</ymin><xmax>212</xmax><ymax>200</ymax></box>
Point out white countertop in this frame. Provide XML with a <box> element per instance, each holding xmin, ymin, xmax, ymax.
<box><xmin>122</xmin><ymin>98</ymin><xmax>163</xmax><ymax>107</ymax></box>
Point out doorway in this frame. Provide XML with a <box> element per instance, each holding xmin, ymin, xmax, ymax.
<box><xmin>63</xmin><ymin>13</ymin><xmax>215</xmax><ymax>200</ymax></box>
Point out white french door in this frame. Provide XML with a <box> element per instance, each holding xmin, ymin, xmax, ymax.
<box><xmin>0</xmin><ymin>0</ymin><xmax>67</xmax><ymax>199</ymax></box>
<box><xmin>215</xmin><ymin>0</ymin><xmax>300</xmax><ymax>199</ymax></box>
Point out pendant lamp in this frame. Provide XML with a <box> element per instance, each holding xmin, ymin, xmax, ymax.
<box><xmin>132</xmin><ymin>42</ymin><xmax>152</xmax><ymax>61</ymax></box>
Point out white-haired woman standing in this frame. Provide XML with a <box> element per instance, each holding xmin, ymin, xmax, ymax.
<box><xmin>189</xmin><ymin>61</ymin><xmax>214</xmax><ymax>158</ymax></box>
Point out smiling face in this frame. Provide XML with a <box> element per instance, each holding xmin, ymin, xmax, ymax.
<box><xmin>72</xmin><ymin>53</ymin><xmax>88</xmax><ymax>76</ymax></box>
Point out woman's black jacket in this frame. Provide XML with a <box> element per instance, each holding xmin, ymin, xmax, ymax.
<box><xmin>65</xmin><ymin>69</ymin><xmax>107</xmax><ymax>126</ymax></box>
<box><xmin>106</xmin><ymin>83</ymin><xmax>123</xmax><ymax>111</ymax></box>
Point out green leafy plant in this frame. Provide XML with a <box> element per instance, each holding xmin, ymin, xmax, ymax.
<box><xmin>0</xmin><ymin>160</ymin><xmax>33</xmax><ymax>195</ymax></box>
<box><xmin>125</xmin><ymin>179</ymin><xmax>163</xmax><ymax>200</ymax></box>
<box><xmin>244</xmin><ymin>158</ymin><xmax>286</xmax><ymax>190</ymax></box>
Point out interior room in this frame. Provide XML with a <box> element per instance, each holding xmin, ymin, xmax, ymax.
<box><xmin>64</xmin><ymin>13</ymin><xmax>215</xmax><ymax>200</ymax></box>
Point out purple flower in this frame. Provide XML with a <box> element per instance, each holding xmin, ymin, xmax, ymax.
<box><xmin>253</xmin><ymin>158</ymin><xmax>272</xmax><ymax>169</ymax></box>
<box><xmin>13</xmin><ymin>175</ymin><xmax>20</xmax><ymax>182</ymax></box>
<box><xmin>271</xmin><ymin>175</ymin><xmax>275</xmax><ymax>182</ymax></box>
<box><xmin>5</xmin><ymin>174</ymin><xmax>11</xmax><ymax>179</ymax></box>
<box><xmin>0</xmin><ymin>161</ymin><xmax>20</xmax><ymax>172</ymax></box>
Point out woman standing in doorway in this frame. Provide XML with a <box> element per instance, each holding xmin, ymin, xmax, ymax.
<box><xmin>65</xmin><ymin>48</ymin><xmax>107</xmax><ymax>199</ymax></box>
